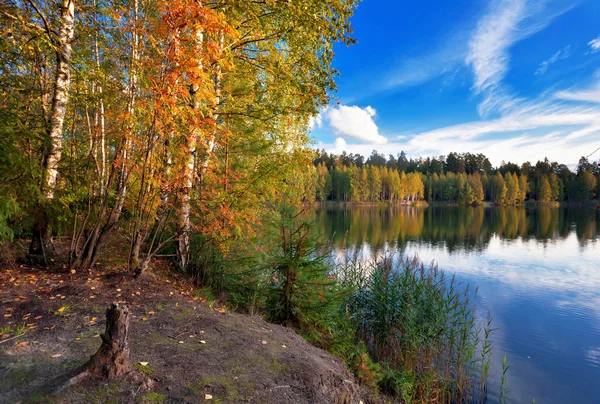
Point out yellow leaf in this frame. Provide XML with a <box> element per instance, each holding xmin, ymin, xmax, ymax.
<box><xmin>57</xmin><ymin>306</ymin><xmax>66</xmax><ymax>313</ymax></box>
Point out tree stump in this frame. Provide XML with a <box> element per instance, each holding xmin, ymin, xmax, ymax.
<box><xmin>88</xmin><ymin>303</ymin><xmax>133</xmax><ymax>379</ymax></box>
<box><xmin>51</xmin><ymin>302</ymin><xmax>155</xmax><ymax>394</ymax></box>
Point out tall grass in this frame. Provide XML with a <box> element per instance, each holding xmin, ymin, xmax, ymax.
<box><xmin>340</xmin><ymin>249</ymin><xmax>493</xmax><ymax>403</ymax></box>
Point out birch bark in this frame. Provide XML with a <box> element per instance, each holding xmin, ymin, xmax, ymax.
<box><xmin>29</xmin><ymin>0</ymin><xmax>75</xmax><ymax>257</ymax></box>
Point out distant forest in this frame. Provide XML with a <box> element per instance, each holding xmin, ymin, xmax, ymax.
<box><xmin>303</xmin><ymin>150</ymin><xmax>600</xmax><ymax>204</ymax></box>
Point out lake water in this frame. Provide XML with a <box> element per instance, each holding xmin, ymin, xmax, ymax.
<box><xmin>313</xmin><ymin>205</ymin><xmax>600</xmax><ymax>404</ymax></box>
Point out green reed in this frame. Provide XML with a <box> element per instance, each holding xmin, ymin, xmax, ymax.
<box><xmin>340</xmin><ymin>250</ymin><xmax>494</xmax><ymax>403</ymax></box>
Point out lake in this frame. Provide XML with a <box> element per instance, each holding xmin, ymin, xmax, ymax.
<box><xmin>313</xmin><ymin>205</ymin><xmax>600</xmax><ymax>404</ymax></box>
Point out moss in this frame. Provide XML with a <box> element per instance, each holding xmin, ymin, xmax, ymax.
<box><xmin>135</xmin><ymin>392</ymin><xmax>165</xmax><ymax>403</ymax></box>
<box><xmin>134</xmin><ymin>363</ymin><xmax>155</xmax><ymax>375</ymax></box>
<box><xmin>23</xmin><ymin>394</ymin><xmax>57</xmax><ymax>404</ymax></box>
<box><xmin>251</xmin><ymin>354</ymin><xmax>289</xmax><ymax>376</ymax></box>
<box><xmin>144</xmin><ymin>331</ymin><xmax>203</xmax><ymax>352</ymax></box>
<box><xmin>83</xmin><ymin>383</ymin><xmax>121</xmax><ymax>404</ymax></box>
<box><xmin>188</xmin><ymin>375</ymin><xmax>255</xmax><ymax>402</ymax></box>
<box><xmin>0</xmin><ymin>367</ymin><xmax>29</xmax><ymax>391</ymax></box>
<box><xmin>172</xmin><ymin>307</ymin><xmax>198</xmax><ymax>321</ymax></box>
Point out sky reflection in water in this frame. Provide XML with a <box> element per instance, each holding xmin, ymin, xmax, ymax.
<box><xmin>314</xmin><ymin>206</ymin><xmax>600</xmax><ymax>404</ymax></box>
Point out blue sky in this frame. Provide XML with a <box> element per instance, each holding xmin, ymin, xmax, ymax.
<box><xmin>310</xmin><ymin>0</ymin><xmax>600</xmax><ymax>167</ymax></box>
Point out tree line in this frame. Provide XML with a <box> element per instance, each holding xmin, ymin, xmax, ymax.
<box><xmin>305</xmin><ymin>150</ymin><xmax>599</xmax><ymax>204</ymax></box>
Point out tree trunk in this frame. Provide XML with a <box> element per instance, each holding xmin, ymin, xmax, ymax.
<box><xmin>70</xmin><ymin>0</ymin><xmax>137</xmax><ymax>270</ymax></box>
<box><xmin>88</xmin><ymin>303</ymin><xmax>133</xmax><ymax>379</ymax></box>
<box><xmin>29</xmin><ymin>0</ymin><xmax>75</xmax><ymax>257</ymax></box>
<box><xmin>176</xmin><ymin>27</ymin><xmax>203</xmax><ymax>272</ymax></box>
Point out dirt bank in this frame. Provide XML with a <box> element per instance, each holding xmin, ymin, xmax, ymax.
<box><xmin>0</xmin><ymin>263</ymin><xmax>369</xmax><ymax>403</ymax></box>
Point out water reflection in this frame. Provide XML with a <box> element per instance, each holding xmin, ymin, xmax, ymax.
<box><xmin>314</xmin><ymin>205</ymin><xmax>599</xmax><ymax>253</ymax></box>
<box><xmin>313</xmin><ymin>205</ymin><xmax>600</xmax><ymax>404</ymax></box>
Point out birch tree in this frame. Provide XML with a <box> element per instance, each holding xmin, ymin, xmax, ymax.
<box><xmin>27</xmin><ymin>0</ymin><xmax>76</xmax><ymax>258</ymax></box>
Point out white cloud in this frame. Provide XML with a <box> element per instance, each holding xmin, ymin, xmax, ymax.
<box><xmin>589</xmin><ymin>37</ymin><xmax>600</xmax><ymax>53</ymax></box>
<box><xmin>555</xmin><ymin>78</ymin><xmax>600</xmax><ymax>103</ymax></box>
<box><xmin>334</xmin><ymin>137</ymin><xmax>347</xmax><ymax>153</ymax></box>
<box><xmin>466</xmin><ymin>0</ymin><xmax>574</xmax><ymax>115</ymax></box>
<box><xmin>318</xmin><ymin>97</ymin><xmax>600</xmax><ymax>168</ymax></box>
<box><xmin>308</xmin><ymin>114</ymin><xmax>322</xmax><ymax>130</ymax></box>
<box><xmin>467</xmin><ymin>0</ymin><xmax>527</xmax><ymax>97</ymax></box>
<box><xmin>383</xmin><ymin>34</ymin><xmax>469</xmax><ymax>92</ymax></box>
<box><xmin>322</xmin><ymin>105</ymin><xmax>387</xmax><ymax>144</ymax></box>
<box><xmin>535</xmin><ymin>44</ymin><xmax>571</xmax><ymax>75</ymax></box>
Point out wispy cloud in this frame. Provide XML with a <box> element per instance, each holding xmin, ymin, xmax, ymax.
<box><xmin>466</xmin><ymin>0</ymin><xmax>575</xmax><ymax>116</ymax></box>
<box><xmin>535</xmin><ymin>44</ymin><xmax>571</xmax><ymax>75</ymax></box>
<box><xmin>588</xmin><ymin>36</ymin><xmax>600</xmax><ymax>53</ymax></box>
<box><xmin>555</xmin><ymin>87</ymin><xmax>600</xmax><ymax>103</ymax></box>
<box><xmin>383</xmin><ymin>34</ymin><xmax>468</xmax><ymax>91</ymax></box>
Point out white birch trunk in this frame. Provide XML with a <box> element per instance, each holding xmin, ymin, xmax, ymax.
<box><xmin>94</xmin><ymin>20</ymin><xmax>106</xmax><ymax>195</ymax></box>
<box><xmin>177</xmin><ymin>27</ymin><xmax>203</xmax><ymax>271</ymax></box>
<box><xmin>43</xmin><ymin>0</ymin><xmax>75</xmax><ymax>199</ymax></box>
<box><xmin>199</xmin><ymin>31</ymin><xmax>224</xmax><ymax>185</ymax></box>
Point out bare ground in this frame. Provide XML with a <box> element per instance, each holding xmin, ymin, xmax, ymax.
<box><xmin>0</xmin><ymin>260</ymin><xmax>371</xmax><ymax>404</ymax></box>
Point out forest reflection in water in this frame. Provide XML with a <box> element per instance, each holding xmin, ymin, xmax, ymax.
<box><xmin>312</xmin><ymin>204</ymin><xmax>599</xmax><ymax>253</ymax></box>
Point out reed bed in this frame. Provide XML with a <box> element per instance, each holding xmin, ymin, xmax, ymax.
<box><xmin>339</xmin><ymin>249</ymin><xmax>494</xmax><ymax>403</ymax></box>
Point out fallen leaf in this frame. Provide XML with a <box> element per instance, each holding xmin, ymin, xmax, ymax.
<box><xmin>56</xmin><ymin>306</ymin><xmax>66</xmax><ymax>313</ymax></box>
<box><xmin>261</xmin><ymin>340</ymin><xmax>267</xmax><ymax>345</ymax></box>
<box><xmin>178</xmin><ymin>341</ymin><xmax>184</xmax><ymax>344</ymax></box>
<box><xmin>282</xmin><ymin>345</ymin><xmax>287</xmax><ymax>348</ymax></box>
<box><xmin>200</xmin><ymin>340</ymin><xmax>206</xmax><ymax>344</ymax></box>
<box><xmin>139</xmin><ymin>361</ymin><xmax>149</xmax><ymax>366</ymax></box>
<box><xmin>75</xmin><ymin>337</ymin><xmax>81</xmax><ymax>341</ymax></box>
<box><xmin>147</xmin><ymin>311</ymin><xmax>155</xmax><ymax>315</ymax></box>
<box><xmin>205</xmin><ymin>394</ymin><xmax>213</xmax><ymax>400</ymax></box>
<box><xmin>135</xmin><ymin>291</ymin><xmax>141</xmax><ymax>295</ymax></box>
<box><xmin>51</xmin><ymin>353</ymin><xmax>62</xmax><ymax>358</ymax></box>
<box><xmin>142</xmin><ymin>317</ymin><xmax>148</xmax><ymax>321</ymax></box>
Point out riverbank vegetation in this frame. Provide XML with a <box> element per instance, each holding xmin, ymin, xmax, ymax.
<box><xmin>196</xmin><ymin>207</ymin><xmax>495</xmax><ymax>402</ymax></box>
<box><xmin>307</xmin><ymin>150</ymin><xmax>599</xmax><ymax>205</ymax></box>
